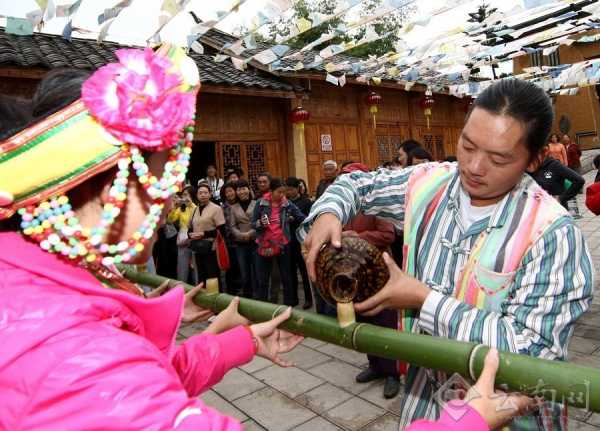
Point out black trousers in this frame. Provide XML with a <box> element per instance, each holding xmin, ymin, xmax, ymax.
<box><xmin>195</xmin><ymin>251</ymin><xmax>220</xmax><ymax>287</ymax></box>
<box><xmin>359</xmin><ymin>309</ymin><xmax>399</xmax><ymax>377</ymax></box>
<box><xmin>290</xmin><ymin>240</ymin><xmax>312</xmax><ymax>304</ymax></box>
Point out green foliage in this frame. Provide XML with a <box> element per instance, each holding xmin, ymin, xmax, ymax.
<box><xmin>467</xmin><ymin>2</ymin><xmax>498</xmax><ymax>23</ymax></box>
<box><xmin>266</xmin><ymin>0</ymin><xmax>416</xmax><ymax>58</ymax></box>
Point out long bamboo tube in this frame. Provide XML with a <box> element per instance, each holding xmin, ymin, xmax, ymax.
<box><xmin>119</xmin><ymin>266</ymin><xmax>600</xmax><ymax>412</ymax></box>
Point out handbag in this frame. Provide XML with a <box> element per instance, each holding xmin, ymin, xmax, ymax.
<box><xmin>189</xmin><ymin>238</ymin><xmax>213</xmax><ymax>255</ymax></box>
<box><xmin>257</xmin><ymin>238</ymin><xmax>282</xmax><ymax>257</ymax></box>
<box><xmin>187</xmin><ymin>206</ymin><xmax>213</xmax><ymax>255</ymax></box>
<box><xmin>215</xmin><ymin>230</ymin><xmax>230</xmax><ymax>270</ymax></box>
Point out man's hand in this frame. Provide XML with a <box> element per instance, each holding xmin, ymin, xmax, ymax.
<box><xmin>354</xmin><ymin>253</ymin><xmax>431</xmax><ymax>316</ymax></box>
<box><xmin>205</xmin><ymin>297</ymin><xmax>250</xmax><ymax>334</ymax></box>
<box><xmin>468</xmin><ymin>349</ymin><xmax>537</xmax><ymax>430</ymax></box>
<box><xmin>250</xmin><ymin>307</ymin><xmax>304</xmax><ymax>367</ymax></box>
<box><xmin>303</xmin><ymin>213</ymin><xmax>342</xmax><ymax>281</ymax></box>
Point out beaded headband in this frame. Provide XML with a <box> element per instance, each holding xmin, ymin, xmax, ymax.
<box><xmin>0</xmin><ymin>44</ymin><xmax>200</xmax><ymax>267</ymax></box>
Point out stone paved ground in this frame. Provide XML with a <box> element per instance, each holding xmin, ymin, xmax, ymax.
<box><xmin>178</xmin><ymin>170</ymin><xmax>600</xmax><ymax>431</ymax></box>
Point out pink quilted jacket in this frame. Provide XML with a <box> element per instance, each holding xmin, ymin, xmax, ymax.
<box><xmin>0</xmin><ymin>232</ymin><xmax>254</xmax><ymax>430</ymax></box>
<box><xmin>0</xmin><ymin>232</ymin><xmax>488</xmax><ymax>431</ymax></box>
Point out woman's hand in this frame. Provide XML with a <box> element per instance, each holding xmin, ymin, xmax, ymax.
<box><xmin>260</xmin><ymin>214</ymin><xmax>270</xmax><ymax>227</ymax></box>
<box><xmin>468</xmin><ymin>349</ymin><xmax>537</xmax><ymax>430</ymax></box>
<box><xmin>182</xmin><ymin>283</ymin><xmax>214</xmax><ymax>324</ymax></box>
<box><xmin>250</xmin><ymin>307</ymin><xmax>304</xmax><ymax>367</ymax></box>
<box><xmin>205</xmin><ymin>297</ymin><xmax>250</xmax><ymax>334</ymax></box>
<box><xmin>189</xmin><ymin>231</ymin><xmax>204</xmax><ymax>240</ymax></box>
<box><xmin>303</xmin><ymin>213</ymin><xmax>342</xmax><ymax>281</ymax></box>
<box><xmin>147</xmin><ymin>281</ymin><xmax>214</xmax><ymax>324</ymax></box>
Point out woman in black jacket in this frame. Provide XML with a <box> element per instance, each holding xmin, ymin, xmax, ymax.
<box><xmin>531</xmin><ymin>156</ymin><xmax>585</xmax><ymax>209</ymax></box>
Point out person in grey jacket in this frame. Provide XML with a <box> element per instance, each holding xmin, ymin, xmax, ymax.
<box><xmin>228</xmin><ymin>180</ymin><xmax>257</xmax><ymax>299</ymax></box>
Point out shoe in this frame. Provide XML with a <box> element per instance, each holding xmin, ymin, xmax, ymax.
<box><xmin>383</xmin><ymin>376</ymin><xmax>400</xmax><ymax>399</ymax></box>
<box><xmin>356</xmin><ymin>368</ymin><xmax>383</xmax><ymax>383</ymax></box>
<box><xmin>302</xmin><ymin>302</ymin><xmax>312</xmax><ymax>310</ymax></box>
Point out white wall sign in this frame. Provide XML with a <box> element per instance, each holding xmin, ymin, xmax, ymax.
<box><xmin>320</xmin><ymin>134</ymin><xmax>332</xmax><ymax>152</ymax></box>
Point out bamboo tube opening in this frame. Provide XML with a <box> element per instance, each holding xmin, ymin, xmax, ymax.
<box><xmin>331</xmin><ymin>273</ymin><xmax>358</xmax><ymax>302</ymax></box>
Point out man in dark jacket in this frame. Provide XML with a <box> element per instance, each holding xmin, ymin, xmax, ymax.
<box><xmin>286</xmin><ymin>177</ymin><xmax>313</xmax><ymax>309</ymax></box>
<box><xmin>531</xmin><ymin>156</ymin><xmax>584</xmax><ymax>210</ymax></box>
<box><xmin>315</xmin><ymin>160</ymin><xmax>338</xmax><ymax>199</ymax></box>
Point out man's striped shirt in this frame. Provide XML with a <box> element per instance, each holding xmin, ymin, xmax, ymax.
<box><xmin>298</xmin><ymin>165</ymin><xmax>594</xmax><ymax>430</ymax></box>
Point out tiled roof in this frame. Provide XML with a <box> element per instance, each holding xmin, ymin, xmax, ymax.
<box><xmin>0</xmin><ymin>28</ymin><xmax>295</xmax><ymax>92</ymax></box>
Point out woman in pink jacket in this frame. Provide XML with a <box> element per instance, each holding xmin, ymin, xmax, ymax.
<box><xmin>0</xmin><ymin>46</ymin><xmax>530</xmax><ymax>431</ymax></box>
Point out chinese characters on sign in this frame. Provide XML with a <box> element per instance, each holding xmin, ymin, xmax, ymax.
<box><xmin>321</xmin><ymin>134</ymin><xmax>332</xmax><ymax>152</ymax></box>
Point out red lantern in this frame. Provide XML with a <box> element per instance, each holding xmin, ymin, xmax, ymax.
<box><xmin>366</xmin><ymin>91</ymin><xmax>382</xmax><ymax>129</ymax></box>
<box><xmin>419</xmin><ymin>90</ymin><xmax>435</xmax><ymax>129</ymax></box>
<box><xmin>290</xmin><ymin>106</ymin><xmax>310</xmax><ymax>130</ymax></box>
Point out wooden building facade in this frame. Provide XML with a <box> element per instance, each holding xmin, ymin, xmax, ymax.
<box><xmin>0</xmin><ymin>28</ymin><xmax>468</xmax><ymax>194</ymax></box>
<box><xmin>294</xmin><ymin>81</ymin><xmax>466</xmax><ymax>191</ymax></box>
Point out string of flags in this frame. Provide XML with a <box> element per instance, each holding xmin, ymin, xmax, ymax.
<box><xmin>2</xmin><ymin>0</ymin><xmax>600</xmax><ymax>97</ymax></box>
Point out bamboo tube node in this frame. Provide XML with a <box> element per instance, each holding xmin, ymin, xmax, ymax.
<box><xmin>469</xmin><ymin>344</ymin><xmax>487</xmax><ymax>380</ymax></box>
<box><xmin>272</xmin><ymin>305</ymin><xmax>287</xmax><ymax>320</ymax></box>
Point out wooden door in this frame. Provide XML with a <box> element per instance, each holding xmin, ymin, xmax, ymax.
<box><xmin>304</xmin><ymin>122</ymin><xmax>362</xmax><ymax>194</ymax></box>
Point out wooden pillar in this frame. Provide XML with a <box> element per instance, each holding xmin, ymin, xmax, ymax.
<box><xmin>290</xmin><ymin>99</ymin><xmax>309</xmax><ymax>181</ymax></box>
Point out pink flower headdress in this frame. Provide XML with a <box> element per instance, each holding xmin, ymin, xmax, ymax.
<box><xmin>11</xmin><ymin>45</ymin><xmax>201</xmax><ymax>272</ymax></box>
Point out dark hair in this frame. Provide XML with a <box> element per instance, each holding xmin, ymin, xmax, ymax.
<box><xmin>298</xmin><ymin>179</ymin><xmax>308</xmax><ymax>196</ymax></box>
<box><xmin>196</xmin><ymin>182</ymin><xmax>211</xmax><ymax>193</ymax></box>
<box><xmin>399</xmin><ymin>139</ymin><xmax>421</xmax><ymax>154</ymax></box>
<box><xmin>2</xmin><ymin>69</ymin><xmax>98</xmax><ymax>231</ymax></box>
<box><xmin>219</xmin><ymin>181</ymin><xmax>237</xmax><ymax>203</ymax></box>
<box><xmin>0</xmin><ymin>95</ymin><xmax>31</xmax><ymax>139</ymax></box>
<box><xmin>340</xmin><ymin>160</ymin><xmax>355</xmax><ymax>170</ymax></box>
<box><xmin>235</xmin><ymin>179</ymin><xmax>250</xmax><ymax>189</ymax></box>
<box><xmin>269</xmin><ymin>177</ymin><xmax>285</xmax><ymax>191</ymax></box>
<box><xmin>444</xmin><ymin>155</ymin><xmax>458</xmax><ymax>163</ymax></box>
<box><xmin>285</xmin><ymin>176</ymin><xmax>300</xmax><ymax>188</ymax></box>
<box><xmin>594</xmin><ymin>154</ymin><xmax>600</xmax><ymax>170</ymax></box>
<box><xmin>32</xmin><ymin>69</ymin><xmax>90</xmax><ymax>120</ymax></box>
<box><xmin>407</xmin><ymin>147</ymin><xmax>433</xmax><ymax>166</ymax></box>
<box><xmin>382</xmin><ymin>161</ymin><xmax>393</xmax><ymax>168</ymax></box>
<box><xmin>258</xmin><ymin>172</ymin><xmax>272</xmax><ymax>180</ymax></box>
<box><xmin>472</xmin><ymin>79</ymin><xmax>553</xmax><ymax>160</ymax></box>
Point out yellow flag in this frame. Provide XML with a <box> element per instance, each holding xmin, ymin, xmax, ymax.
<box><xmin>161</xmin><ymin>0</ymin><xmax>178</xmax><ymax>15</ymax></box>
<box><xmin>296</xmin><ymin>17</ymin><xmax>311</xmax><ymax>33</ymax></box>
<box><xmin>325</xmin><ymin>62</ymin><xmax>337</xmax><ymax>73</ymax></box>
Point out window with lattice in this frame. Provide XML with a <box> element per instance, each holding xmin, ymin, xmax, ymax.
<box><xmin>422</xmin><ymin>134</ymin><xmax>445</xmax><ymax>160</ymax></box>
<box><xmin>246</xmin><ymin>143</ymin><xmax>266</xmax><ymax>192</ymax></box>
<box><xmin>376</xmin><ymin>135</ymin><xmax>402</xmax><ymax>164</ymax></box>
